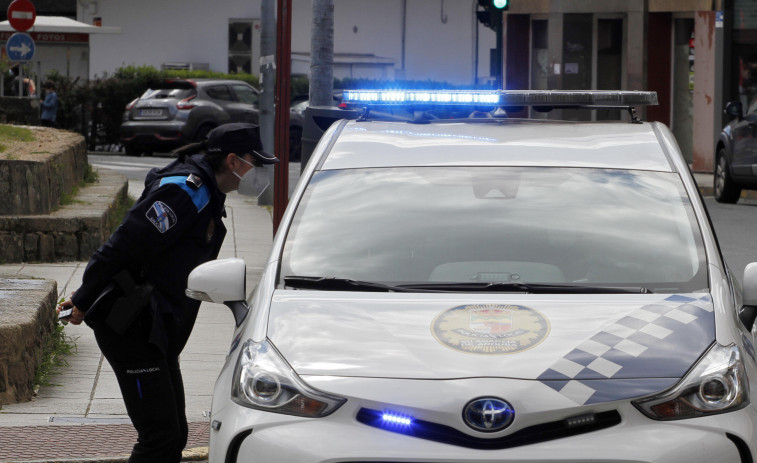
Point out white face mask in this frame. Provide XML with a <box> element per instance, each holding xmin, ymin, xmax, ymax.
<box><xmin>233</xmin><ymin>155</ymin><xmax>270</xmax><ymax>196</ymax></box>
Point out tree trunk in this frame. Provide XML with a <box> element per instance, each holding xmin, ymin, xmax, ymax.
<box><xmin>310</xmin><ymin>0</ymin><xmax>334</xmax><ymax>106</ymax></box>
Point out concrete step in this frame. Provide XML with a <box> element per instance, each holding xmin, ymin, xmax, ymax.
<box><xmin>0</xmin><ymin>168</ymin><xmax>129</xmax><ymax>263</ymax></box>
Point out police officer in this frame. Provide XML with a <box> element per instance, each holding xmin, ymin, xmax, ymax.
<box><xmin>57</xmin><ymin>123</ymin><xmax>278</xmax><ymax>463</ymax></box>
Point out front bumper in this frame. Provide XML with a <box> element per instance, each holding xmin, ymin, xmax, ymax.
<box><xmin>208</xmin><ymin>376</ymin><xmax>757</xmax><ymax>463</ymax></box>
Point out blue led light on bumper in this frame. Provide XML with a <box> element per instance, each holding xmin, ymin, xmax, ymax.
<box><xmin>381</xmin><ymin>412</ymin><xmax>414</xmax><ymax>427</ymax></box>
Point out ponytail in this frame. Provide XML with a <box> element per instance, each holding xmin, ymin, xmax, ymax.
<box><xmin>172</xmin><ymin>139</ymin><xmax>207</xmax><ymax>162</ymax></box>
<box><xmin>171</xmin><ymin>138</ymin><xmax>229</xmax><ymax>173</ymax></box>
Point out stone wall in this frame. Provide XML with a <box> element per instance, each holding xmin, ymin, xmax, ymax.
<box><xmin>0</xmin><ymin>277</ymin><xmax>57</xmax><ymax>405</ymax></box>
<box><xmin>0</xmin><ymin>135</ymin><xmax>89</xmax><ymax>215</ymax></box>
<box><xmin>0</xmin><ymin>97</ymin><xmax>40</xmax><ymax>127</ymax></box>
<box><xmin>0</xmin><ymin>169</ymin><xmax>129</xmax><ymax>263</ymax></box>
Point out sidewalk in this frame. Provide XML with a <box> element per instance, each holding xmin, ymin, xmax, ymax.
<box><xmin>0</xmin><ymin>179</ymin><xmax>274</xmax><ymax>463</ymax></box>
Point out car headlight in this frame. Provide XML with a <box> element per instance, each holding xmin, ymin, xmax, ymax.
<box><xmin>231</xmin><ymin>339</ymin><xmax>346</xmax><ymax>417</ymax></box>
<box><xmin>633</xmin><ymin>343</ymin><xmax>749</xmax><ymax>420</ymax></box>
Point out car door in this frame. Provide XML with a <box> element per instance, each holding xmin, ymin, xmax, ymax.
<box><xmin>730</xmin><ymin>98</ymin><xmax>757</xmax><ymax>178</ymax></box>
<box><xmin>228</xmin><ymin>83</ymin><xmax>260</xmax><ymax>124</ymax></box>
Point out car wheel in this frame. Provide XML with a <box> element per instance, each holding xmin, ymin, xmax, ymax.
<box><xmin>289</xmin><ymin>126</ymin><xmax>302</xmax><ymax>162</ymax></box>
<box><xmin>714</xmin><ymin>150</ymin><xmax>741</xmax><ymax>203</ymax></box>
<box><xmin>124</xmin><ymin>144</ymin><xmax>142</xmax><ymax>157</ymax></box>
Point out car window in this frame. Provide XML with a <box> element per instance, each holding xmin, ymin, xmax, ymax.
<box><xmin>280</xmin><ymin>167</ymin><xmax>707</xmax><ymax>293</ymax></box>
<box><xmin>206</xmin><ymin>85</ymin><xmax>235</xmax><ymax>101</ymax></box>
<box><xmin>141</xmin><ymin>88</ymin><xmax>194</xmax><ymax>100</ymax></box>
<box><xmin>232</xmin><ymin>84</ymin><xmax>259</xmax><ymax>106</ymax></box>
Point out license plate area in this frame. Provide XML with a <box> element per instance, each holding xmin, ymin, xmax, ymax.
<box><xmin>139</xmin><ymin>108</ymin><xmax>165</xmax><ymax>117</ymax></box>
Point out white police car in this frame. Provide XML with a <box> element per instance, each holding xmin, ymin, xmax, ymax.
<box><xmin>187</xmin><ymin>90</ymin><xmax>757</xmax><ymax>462</ymax></box>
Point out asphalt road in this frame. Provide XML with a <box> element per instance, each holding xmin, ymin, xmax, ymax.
<box><xmin>704</xmin><ymin>197</ymin><xmax>757</xmax><ymax>284</ymax></box>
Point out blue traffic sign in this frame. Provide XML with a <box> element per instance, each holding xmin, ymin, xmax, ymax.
<box><xmin>6</xmin><ymin>32</ymin><xmax>35</xmax><ymax>61</ymax></box>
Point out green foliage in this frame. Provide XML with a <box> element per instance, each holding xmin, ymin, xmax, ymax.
<box><xmin>45</xmin><ymin>65</ymin><xmax>489</xmax><ymax>150</ymax></box>
<box><xmin>34</xmin><ymin>316</ymin><xmax>77</xmax><ymax>389</ymax></box>
<box><xmin>109</xmin><ymin>194</ymin><xmax>136</xmax><ymax>235</ymax></box>
<box><xmin>290</xmin><ymin>74</ymin><xmax>311</xmax><ymax>100</ymax></box>
<box><xmin>45</xmin><ymin>65</ymin><xmax>260</xmax><ymax>149</ymax></box>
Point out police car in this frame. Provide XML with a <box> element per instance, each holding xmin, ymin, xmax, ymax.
<box><xmin>187</xmin><ymin>90</ymin><xmax>757</xmax><ymax>462</ymax></box>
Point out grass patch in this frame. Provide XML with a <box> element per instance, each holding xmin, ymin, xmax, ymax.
<box><xmin>0</xmin><ymin>124</ymin><xmax>35</xmax><ymax>153</ymax></box>
<box><xmin>57</xmin><ymin>165</ymin><xmax>101</xmax><ymax>208</ymax></box>
<box><xmin>108</xmin><ymin>194</ymin><xmax>135</xmax><ymax>234</ymax></box>
<box><xmin>34</xmin><ymin>318</ymin><xmax>78</xmax><ymax>389</ymax></box>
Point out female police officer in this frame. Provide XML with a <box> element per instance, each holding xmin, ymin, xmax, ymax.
<box><xmin>57</xmin><ymin>122</ymin><xmax>278</xmax><ymax>463</ymax></box>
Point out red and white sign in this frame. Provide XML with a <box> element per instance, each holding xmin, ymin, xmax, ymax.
<box><xmin>7</xmin><ymin>0</ymin><xmax>37</xmax><ymax>32</ymax></box>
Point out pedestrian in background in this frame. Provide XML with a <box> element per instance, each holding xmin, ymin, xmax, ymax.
<box><xmin>40</xmin><ymin>80</ymin><xmax>58</xmax><ymax>127</ymax></box>
<box><xmin>56</xmin><ymin>123</ymin><xmax>277</xmax><ymax>463</ymax></box>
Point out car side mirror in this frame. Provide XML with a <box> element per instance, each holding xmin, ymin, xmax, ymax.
<box><xmin>739</xmin><ymin>262</ymin><xmax>757</xmax><ymax>329</ymax></box>
<box><xmin>725</xmin><ymin>101</ymin><xmax>744</xmax><ymax>120</ymax></box>
<box><xmin>186</xmin><ymin>257</ymin><xmax>249</xmax><ymax>327</ymax></box>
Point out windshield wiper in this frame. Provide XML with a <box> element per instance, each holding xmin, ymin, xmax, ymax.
<box><xmin>284</xmin><ymin>276</ymin><xmax>417</xmax><ymax>292</ymax></box>
<box><xmin>396</xmin><ymin>282</ymin><xmax>654</xmax><ymax>294</ymax></box>
<box><xmin>284</xmin><ymin>277</ymin><xmax>653</xmax><ymax>294</ymax></box>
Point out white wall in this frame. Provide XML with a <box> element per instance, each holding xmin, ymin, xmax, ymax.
<box><xmin>81</xmin><ymin>0</ymin><xmax>495</xmax><ymax>85</ymax></box>
<box><xmin>80</xmin><ymin>0</ymin><xmax>261</xmax><ymax>77</ymax></box>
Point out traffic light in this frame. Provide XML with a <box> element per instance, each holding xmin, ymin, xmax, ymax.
<box><xmin>476</xmin><ymin>0</ymin><xmax>508</xmax><ymax>30</ymax></box>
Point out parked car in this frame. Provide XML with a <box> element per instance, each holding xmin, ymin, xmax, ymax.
<box><xmin>120</xmin><ymin>78</ymin><xmax>303</xmax><ymax>161</ymax></box>
<box><xmin>715</xmin><ymin>100</ymin><xmax>757</xmax><ymax>202</ymax></box>
<box><xmin>188</xmin><ymin>90</ymin><xmax>757</xmax><ymax>462</ymax></box>
<box><xmin>288</xmin><ymin>92</ymin><xmax>342</xmax><ymax>162</ymax></box>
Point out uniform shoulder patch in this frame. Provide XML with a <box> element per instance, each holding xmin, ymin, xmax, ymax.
<box><xmin>159</xmin><ymin>175</ymin><xmax>211</xmax><ymax>212</ymax></box>
<box><xmin>146</xmin><ymin>201</ymin><xmax>177</xmax><ymax>233</ymax></box>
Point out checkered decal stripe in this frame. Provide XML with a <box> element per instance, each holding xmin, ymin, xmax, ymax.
<box><xmin>537</xmin><ymin>294</ymin><xmax>714</xmax><ymax>405</ymax></box>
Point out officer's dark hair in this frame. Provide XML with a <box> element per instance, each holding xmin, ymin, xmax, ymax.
<box><xmin>171</xmin><ymin>140</ymin><xmax>264</xmax><ymax>171</ymax></box>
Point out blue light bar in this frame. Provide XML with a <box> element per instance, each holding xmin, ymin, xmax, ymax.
<box><xmin>341</xmin><ymin>89</ymin><xmax>658</xmax><ymax>108</ymax></box>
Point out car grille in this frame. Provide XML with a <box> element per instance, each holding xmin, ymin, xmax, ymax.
<box><xmin>356</xmin><ymin>407</ymin><xmax>621</xmax><ymax>450</ymax></box>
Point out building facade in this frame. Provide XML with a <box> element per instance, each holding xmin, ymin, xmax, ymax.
<box><xmin>3</xmin><ymin>0</ymin><xmax>753</xmax><ymax>173</ymax></box>
<box><xmin>501</xmin><ymin>0</ymin><xmax>749</xmax><ymax>173</ymax></box>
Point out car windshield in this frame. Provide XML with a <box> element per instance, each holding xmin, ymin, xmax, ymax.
<box><xmin>280</xmin><ymin>167</ymin><xmax>707</xmax><ymax>293</ymax></box>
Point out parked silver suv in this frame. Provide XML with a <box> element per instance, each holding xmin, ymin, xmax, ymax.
<box><xmin>120</xmin><ymin>79</ymin><xmax>260</xmax><ymax>156</ymax></box>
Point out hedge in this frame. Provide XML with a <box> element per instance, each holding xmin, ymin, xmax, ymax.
<box><xmin>31</xmin><ymin>64</ymin><xmax>484</xmax><ymax>151</ymax></box>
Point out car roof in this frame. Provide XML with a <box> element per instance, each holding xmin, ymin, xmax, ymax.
<box><xmin>321</xmin><ymin>119</ymin><xmax>675</xmax><ymax>172</ymax></box>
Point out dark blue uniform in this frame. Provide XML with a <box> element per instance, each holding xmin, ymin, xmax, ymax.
<box><xmin>72</xmin><ymin>154</ymin><xmax>227</xmax><ymax>463</ymax></box>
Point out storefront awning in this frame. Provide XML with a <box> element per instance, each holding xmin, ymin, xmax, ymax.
<box><xmin>0</xmin><ymin>16</ymin><xmax>121</xmax><ymax>34</ymax></box>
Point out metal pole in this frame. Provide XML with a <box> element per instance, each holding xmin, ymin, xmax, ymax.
<box><xmin>258</xmin><ymin>0</ymin><xmax>276</xmax><ymax>206</ymax></box>
<box><xmin>273</xmin><ymin>0</ymin><xmax>291</xmax><ymax>234</ymax></box>
<box><xmin>496</xmin><ymin>10</ymin><xmax>503</xmax><ymax>90</ymax></box>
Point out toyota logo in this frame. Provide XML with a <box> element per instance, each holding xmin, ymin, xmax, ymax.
<box><xmin>463</xmin><ymin>397</ymin><xmax>514</xmax><ymax>432</ymax></box>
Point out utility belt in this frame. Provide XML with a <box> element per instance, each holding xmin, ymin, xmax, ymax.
<box><xmin>85</xmin><ymin>269</ymin><xmax>153</xmax><ymax>335</ymax></box>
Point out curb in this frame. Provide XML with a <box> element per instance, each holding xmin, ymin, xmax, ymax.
<box><xmin>7</xmin><ymin>447</ymin><xmax>208</xmax><ymax>463</ymax></box>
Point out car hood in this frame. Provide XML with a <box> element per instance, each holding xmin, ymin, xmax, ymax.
<box><xmin>268</xmin><ymin>292</ymin><xmax>714</xmax><ymax>399</ymax></box>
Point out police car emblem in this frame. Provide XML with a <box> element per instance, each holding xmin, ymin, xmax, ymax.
<box><xmin>463</xmin><ymin>397</ymin><xmax>514</xmax><ymax>432</ymax></box>
<box><xmin>432</xmin><ymin>304</ymin><xmax>549</xmax><ymax>354</ymax></box>
<box><xmin>146</xmin><ymin>201</ymin><xmax>177</xmax><ymax>233</ymax></box>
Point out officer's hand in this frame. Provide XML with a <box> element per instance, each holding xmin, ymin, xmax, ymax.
<box><xmin>57</xmin><ymin>298</ymin><xmax>85</xmax><ymax>325</ymax></box>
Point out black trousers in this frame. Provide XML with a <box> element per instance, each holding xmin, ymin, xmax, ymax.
<box><xmin>93</xmin><ymin>311</ymin><xmax>188</xmax><ymax>463</ymax></box>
